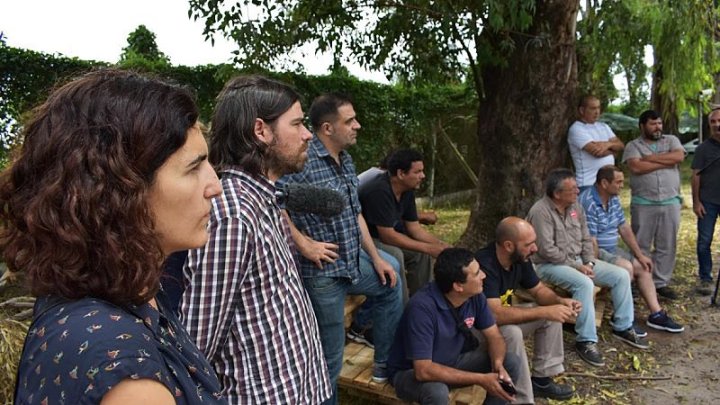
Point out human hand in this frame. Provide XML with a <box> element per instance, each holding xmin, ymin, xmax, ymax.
<box><xmin>637</xmin><ymin>254</ymin><xmax>653</xmax><ymax>273</ymax></box>
<box><xmin>480</xmin><ymin>370</ymin><xmax>515</xmax><ymax>402</ymax></box>
<box><xmin>577</xmin><ymin>264</ymin><xmax>595</xmax><ymax>278</ymax></box>
<box><xmin>373</xmin><ymin>257</ymin><xmax>397</xmax><ymax>288</ymax></box>
<box><xmin>694</xmin><ymin>201</ymin><xmax>706</xmax><ymax>218</ymax></box>
<box><xmin>298</xmin><ymin>238</ymin><xmax>339</xmax><ymax>269</ymax></box>
<box><xmin>545</xmin><ymin>303</ymin><xmax>577</xmax><ymax>323</ymax></box>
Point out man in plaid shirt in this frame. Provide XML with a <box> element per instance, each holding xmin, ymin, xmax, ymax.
<box><xmin>180</xmin><ymin>75</ymin><xmax>332</xmax><ymax>404</ymax></box>
<box><xmin>277</xmin><ymin>93</ymin><xmax>403</xmax><ymax>403</ymax></box>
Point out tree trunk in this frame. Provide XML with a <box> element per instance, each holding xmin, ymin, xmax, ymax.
<box><xmin>650</xmin><ymin>53</ymin><xmax>679</xmax><ymax>135</ymax></box>
<box><xmin>457</xmin><ymin>0</ymin><xmax>579</xmax><ymax>250</ymax></box>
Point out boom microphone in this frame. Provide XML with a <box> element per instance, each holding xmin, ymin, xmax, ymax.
<box><xmin>277</xmin><ymin>183</ymin><xmax>346</xmax><ymax>217</ymax></box>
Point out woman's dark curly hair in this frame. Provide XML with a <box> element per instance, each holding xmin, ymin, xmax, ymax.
<box><xmin>0</xmin><ymin>69</ymin><xmax>199</xmax><ymax>306</ymax></box>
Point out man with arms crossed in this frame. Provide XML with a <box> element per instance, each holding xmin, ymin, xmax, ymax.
<box><xmin>579</xmin><ymin>165</ymin><xmax>683</xmax><ymax>332</ymax></box>
<box><xmin>622</xmin><ymin>110</ymin><xmax>685</xmax><ymax>300</ymax></box>
<box><xmin>476</xmin><ymin>217</ymin><xmax>577</xmax><ymax>402</ymax></box>
<box><xmin>277</xmin><ymin>93</ymin><xmax>403</xmax><ymax>402</ymax></box>
<box><xmin>359</xmin><ymin>149</ymin><xmax>451</xmax><ymax>296</ymax></box>
<box><xmin>388</xmin><ymin>248</ymin><xmax>520</xmax><ymax>405</ymax></box>
<box><xmin>691</xmin><ymin>108</ymin><xmax>720</xmax><ymax>296</ymax></box>
<box><xmin>181</xmin><ymin>75</ymin><xmax>331</xmax><ymax>404</ymax></box>
<box><xmin>568</xmin><ymin>95</ymin><xmax>625</xmax><ymax>192</ymax></box>
<box><xmin>527</xmin><ymin>168</ymin><xmax>647</xmax><ymax>368</ymax></box>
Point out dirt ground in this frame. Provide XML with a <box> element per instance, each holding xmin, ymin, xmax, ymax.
<box><xmin>552</xmin><ymin>282</ymin><xmax>720</xmax><ymax>405</ymax></box>
<box><xmin>535</xmin><ymin>201</ymin><xmax>720</xmax><ymax>405</ymax></box>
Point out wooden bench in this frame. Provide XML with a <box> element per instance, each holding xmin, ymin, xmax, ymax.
<box><xmin>340</xmin><ymin>297</ymin><xmax>487</xmax><ymax>404</ymax></box>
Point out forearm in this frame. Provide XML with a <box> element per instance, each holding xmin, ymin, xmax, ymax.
<box><xmin>618</xmin><ymin>224</ymin><xmax>644</xmax><ymax>258</ymax></box>
<box><xmin>607</xmin><ymin>137</ymin><xmax>625</xmax><ymax>152</ymax></box>
<box><xmin>379</xmin><ymin>229</ymin><xmax>441</xmax><ymax>256</ymax></box>
<box><xmin>493</xmin><ymin>305</ymin><xmax>549</xmax><ymax>325</ymax></box>
<box><xmin>413</xmin><ymin>361</ymin><xmax>488</xmax><ymax>386</ymax></box>
<box><xmin>533</xmin><ymin>285</ymin><xmax>565</xmax><ymax>306</ymax></box>
<box><xmin>485</xmin><ymin>333</ymin><xmax>507</xmax><ymax>371</ymax></box>
<box><xmin>691</xmin><ymin>171</ymin><xmax>701</xmax><ymax>203</ymax></box>
<box><xmin>627</xmin><ymin>159</ymin><xmax>666</xmax><ymax>175</ymax></box>
<box><xmin>642</xmin><ymin>150</ymin><xmax>684</xmax><ymax>166</ymax></box>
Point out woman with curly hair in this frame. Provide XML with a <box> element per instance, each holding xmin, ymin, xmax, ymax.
<box><xmin>2</xmin><ymin>69</ymin><xmax>225</xmax><ymax>404</ymax></box>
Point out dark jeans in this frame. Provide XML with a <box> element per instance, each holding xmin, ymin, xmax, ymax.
<box><xmin>697</xmin><ymin>200</ymin><xmax>720</xmax><ymax>281</ymax></box>
<box><xmin>306</xmin><ymin>249</ymin><xmax>403</xmax><ymax>405</ymax></box>
<box><xmin>391</xmin><ymin>350</ymin><xmax>521</xmax><ymax>405</ymax></box>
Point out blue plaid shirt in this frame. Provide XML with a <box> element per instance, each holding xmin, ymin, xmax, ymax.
<box><xmin>277</xmin><ymin>136</ymin><xmax>362</xmax><ymax>281</ymax></box>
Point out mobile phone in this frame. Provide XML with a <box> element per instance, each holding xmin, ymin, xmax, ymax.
<box><xmin>499</xmin><ymin>379</ymin><xmax>517</xmax><ymax>395</ymax></box>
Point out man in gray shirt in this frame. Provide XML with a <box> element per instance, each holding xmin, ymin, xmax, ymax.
<box><xmin>622</xmin><ymin>110</ymin><xmax>685</xmax><ymax>300</ymax></box>
<box><xmin>527</xmin><ymin>168</ymin><xmax>647</xmax><ymax>368</ymax></box>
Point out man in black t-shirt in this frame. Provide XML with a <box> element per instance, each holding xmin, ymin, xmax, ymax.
<box><xmin>476</xmin><ymin>217</ymin><xmax>579</xmax><ymax>402</ymax></box>
<box><xmin>359</xmin><ymin>149</ymin><xmax>450</xmax><ymax>296</ymax></box>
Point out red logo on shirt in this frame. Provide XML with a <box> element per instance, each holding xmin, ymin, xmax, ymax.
<box><xmin>464</xmin><ymin>317</ymin><xmax>475</xmax><ymax>328</ymax></box>
<box><xmin>570</xmin><ymin>209</ymin><xmax>577</xmax><ymax>219</ymax></box>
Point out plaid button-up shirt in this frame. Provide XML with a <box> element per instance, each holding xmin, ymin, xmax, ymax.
<box><xmin>180</xmin><ymin>167</ymin><xmax>331</xmax><ymax>404</ymax></box>
<box><xmin>277</xmin><ymin>136</ymin><xmax>363</xmax><ymax>281</ymax></box>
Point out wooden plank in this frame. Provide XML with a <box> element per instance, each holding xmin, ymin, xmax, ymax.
<box><xmin>340</xmin><ymin>344</ymin><xmax>374</xmax><ymax>384</ymax></box>
<box><xmin>451</xmin><ymin>385</ymin><xmax>485</xmax><ymax>405</ymax></box>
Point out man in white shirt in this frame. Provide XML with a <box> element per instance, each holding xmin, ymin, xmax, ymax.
<box><xmin>568</xmin><ymin>95</ymin><xmax>625</xmax><ymax>191</ymax></box>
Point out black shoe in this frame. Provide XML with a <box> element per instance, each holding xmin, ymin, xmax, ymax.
<box><xmin>612</xmin><ymin>327</ymin><xmax>650</xmax><ymax>349</ymax></box>
<box><xmin>696</xmin><ymin>279</ymin><xmax>713</xmax><ymax>296</ymax></box>
<box><xmin>656</xmin><ymin>286</ymin><xmax>678</xmax><ymax>300</ymax></box>
<box><xmin>575</xmin><ymin>341</ymin><xmax>605</xmax><ymax>367</ymax></box>
<box><xmin>531</xmin><ymin>378</ymin><xmax>574</xmax><ymax>400</ymax></box>
<box><xmin>609</xmin><ymin>317</ymin><xmax>648</xmax><ymax>338</ymax></box>
<box><xmin>647</xmin><ymin>310</ymin><xmax>685</xmax><ymax>333</ymax></box>
<box><xmin>346</xmin><ymin>325</ymin><xmax>374</xmax><ymax>348</ymax></box>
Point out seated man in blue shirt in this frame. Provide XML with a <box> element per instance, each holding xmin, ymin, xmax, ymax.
<box><xmin>579</xmin><ymin>165</ymin><xmax>683</xmax><ymax>333</ymax></box>
<box><xmin>388</xmin><ymin>248</ymin><xmax>520</xmax><ymax>405</ymax></box>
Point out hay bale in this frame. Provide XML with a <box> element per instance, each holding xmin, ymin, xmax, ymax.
<box><xmin>0</xmin><ymin>317</ymin><xmax>28</xmax><ymax>404</ymax></box>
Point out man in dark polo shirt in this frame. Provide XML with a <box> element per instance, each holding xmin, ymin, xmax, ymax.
<box><xmin>359</xmin><ymin>148</ymin><xmax>451</xmax><ymax>296</ymax></box>
<box><xmin>692</xmin><ymin>107</ymin><xmax>720</xmax><ymax>295</ymax></box>
<box><xmin>387</xmin><ymin>248</ymin><xmax>519</xmax><ymax>405</ymax></box>
<box><xmin>476</xmin><ymin>217</ymin><xmax>578</xmax><ymax>403</ymax></box>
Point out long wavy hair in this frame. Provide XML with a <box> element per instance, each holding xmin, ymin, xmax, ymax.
<box><xmin>0</xmin><ymin>69</ymin><xmax>199</xmax><ymax>306</ymax></box>
<box><xmin>209</xmin><ymin>75</ymin><xmax>300</xmax><ymax>176</ymax></box>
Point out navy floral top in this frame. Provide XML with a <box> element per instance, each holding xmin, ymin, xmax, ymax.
<box><xmin>15</xmin><ymin>291</ymin><xmax>226</xmax><ymax>404</ymax></box>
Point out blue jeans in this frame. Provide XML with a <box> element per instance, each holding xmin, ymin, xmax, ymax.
<box><xmin>697</xmin><ymin>200</ymin><xmax>720</xmax><ymax>281</ymax></box>
<box><xmin>392</xmin><ymin>349</ymin><xmax>521</xmax><ymax>405</ymax></box>
<box><xmin>536</xmin><ymin>259</ymin><xmax>633</xmax><ymax>342</ymax></box>
<box><xmin>305</xmin><ymin>249</ymin><xmax>403</xmax><ymax>405</ymax></box>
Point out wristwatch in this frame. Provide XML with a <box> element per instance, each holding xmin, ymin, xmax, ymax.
<box><xmin>585</xmin><ymin>261</ymin><xmax>596</xmax><ymax>268</ymax></box>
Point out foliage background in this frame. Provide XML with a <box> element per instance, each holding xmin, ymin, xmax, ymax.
<box><xmin>0</xmin><ymin>42</ymin><xmax>479</xmax><ymax>195</ymax></box>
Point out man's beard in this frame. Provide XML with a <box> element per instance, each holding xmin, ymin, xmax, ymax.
<box><xmin>266</xmin><ymin>137</ymin><xmax>307</xmax><ymax>176</ymax></box>
<box><xmin>645</xmin><ymin>131</ymin><xmax>662</xmax><ymax>141</ymax></box>
<box><xmin>510</xmin><ymin>249</ymin><xmax>529</xmax><ymax>264</ymax></box>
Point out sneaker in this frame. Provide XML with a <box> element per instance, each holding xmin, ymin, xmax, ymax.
<box><xmin>609</xmin><ymin>318</ymin><xmax>648</xmax><ymax>338</ymax></box>
<box><xmin>612</xmin><ymin>327</ymin><xmax>650</xmax><ymax>349</ymax></box>
<box><xmin>575</xmin><ymin>341</ymin><xmax>605</xmax><ymax>367</ymax></box>
<box><xmin>647</xmin><ymin>310</ymin><xmax>684</xmax><ymax>333</ymax></box>
<box><xmin>531</xmin><ymin>378</ymin><xmax>574</xmax><ymax>400</ymax></box>
<box><xmin>696</xmin><ymin>279</ymin><xmax>713</xmax><ymax>296</ymax></box>
<box><xmin>371</xmin><ymin>363</ymin><xmax>388</xmax><ymax>383</ymax></box>
<box><xmin>347</xmin><ymin>325</ymin><xmax>374</xmax><ymax>348</ymax></box>
<box><xmin>656</xmin><ymin>286</ymin><xmax>678</xmax><ymax>300</ymax></box>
